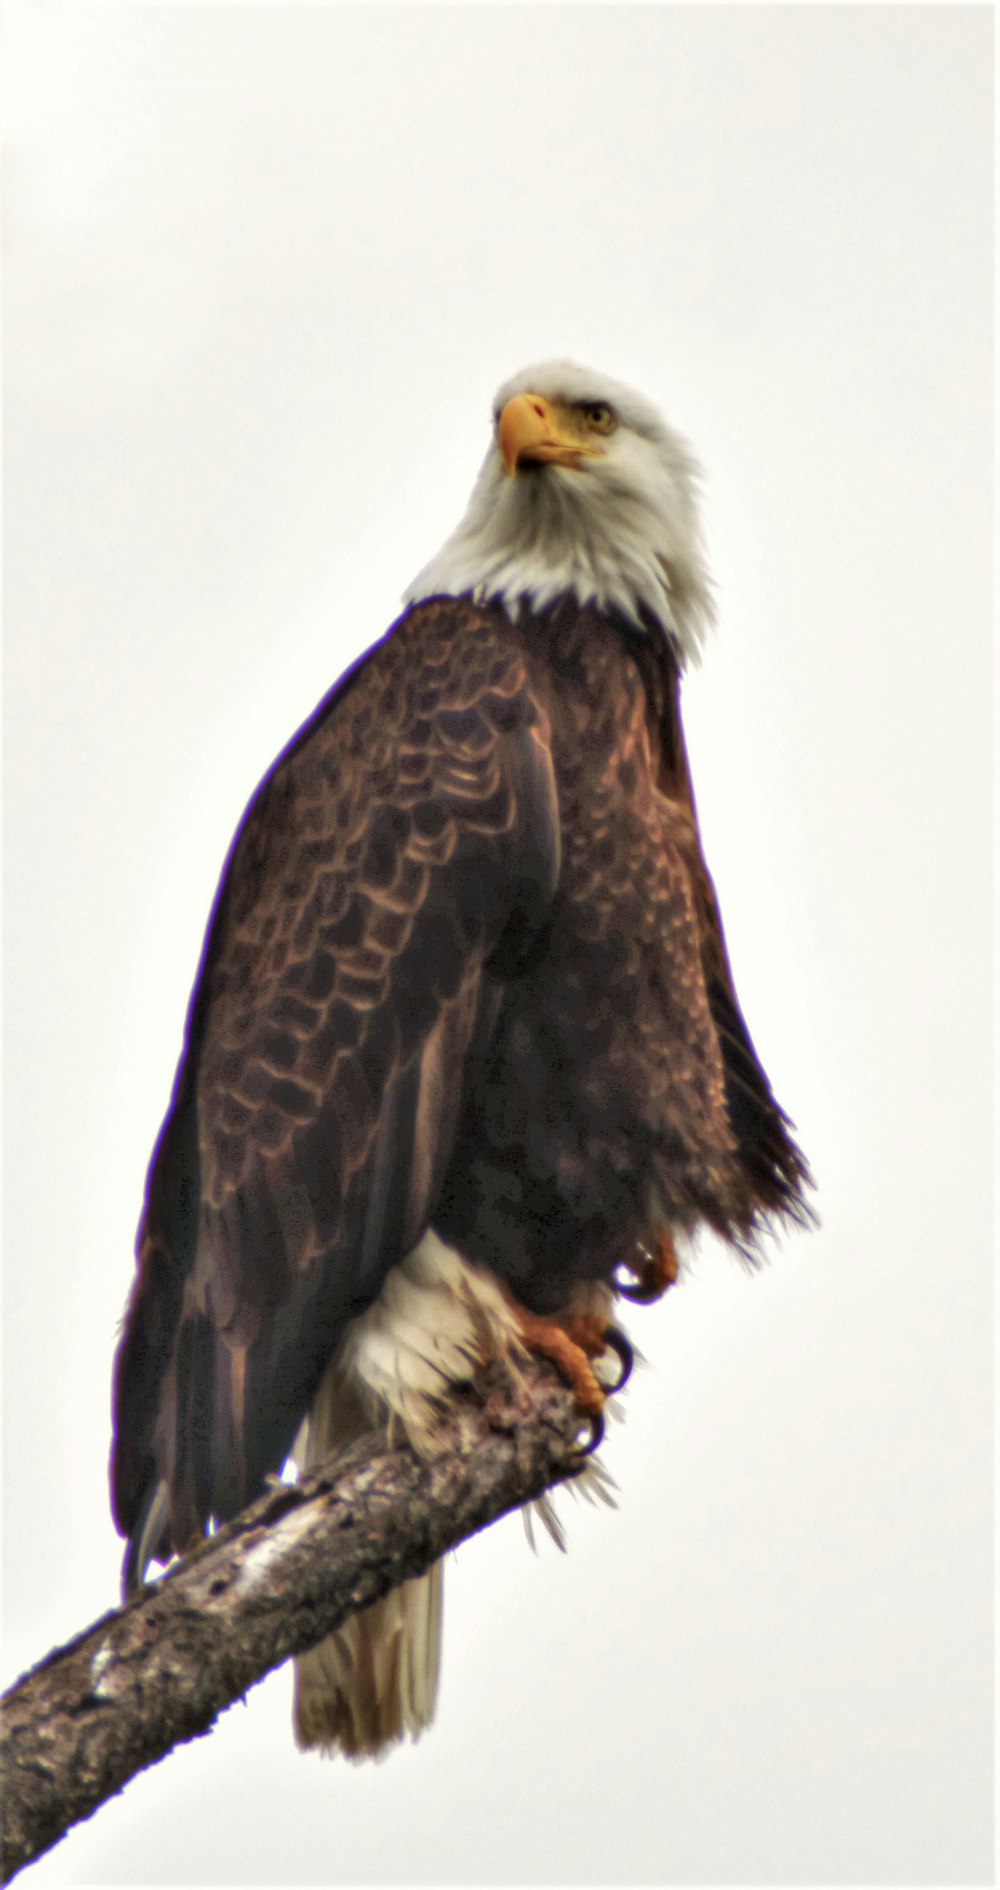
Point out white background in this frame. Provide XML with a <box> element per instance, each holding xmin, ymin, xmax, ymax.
<box><xmin>4</xmin><ymin>6</ymin><xmax>992</xmax><ymax>1885</ymax></box>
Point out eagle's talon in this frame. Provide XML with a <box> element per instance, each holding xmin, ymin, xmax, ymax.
<box><xmin>616</xmin><ymin>1271</ymin><xmax>658</xmax><ymax>1305</ymax></box>
<box><xmin>613</xmin><ymin>1250</ymin><xmax>652</xmax><ymax>1301</ymax></box>
<box><xmin>599</xmin><ymin>1325</ymin><xmax>633</xmax><ymax>1394</ymax></box>
<box><xmin>615</xmin><ymin>1232</ymin><xmax>680</xmax><ymax>1304</ymax></box>
<box><xmin>572</xmin><ymin>1408</ymin><xmax>605</xmax><ymax>1459</ymax></box>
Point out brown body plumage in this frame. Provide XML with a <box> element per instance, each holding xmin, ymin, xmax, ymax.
<box><xmin>112</xmin><ymin>361</ymin><xmax>811</xmax><ymax>1756</ymax></box>
<box><xmin>113</xmin><ymin>594</ymin><xmax>806</xmax><ymax>1563</ymax></box>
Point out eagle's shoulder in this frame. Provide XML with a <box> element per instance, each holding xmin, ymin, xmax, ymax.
<box><xmin>195</xmin><ymin>595</ymin><xmax>554</xmax><ymax>1040</ymax></box>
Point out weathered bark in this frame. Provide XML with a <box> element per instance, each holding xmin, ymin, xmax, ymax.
<box><xmin>1</xmin><ymin>1360</ymin><xmax>587</xmax><ymax>1883</ymax></box>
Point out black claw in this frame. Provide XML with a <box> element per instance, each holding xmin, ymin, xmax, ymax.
<box><xmin>617</xmin><ymin>1274</ymin><xmax>658</xmax><ymax>1305</ymax></box>
<box><xmin>572</xmin><ymin>1408</ymin><xmax>605</xmax><ymax>1460</ymax></box>
<box><xmin>614</xmin><ymin>1255</ymin><xmax>657</xmax><ymax>1304</ymax></box>
<box><xmin>600</xmin><ymin>1324</ymin><xmax>634</xmax><ymax>1394</ymax></box>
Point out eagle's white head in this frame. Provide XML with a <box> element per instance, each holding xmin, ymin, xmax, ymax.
<box><xmin>405</xmin><ymin>359</ymin><xmax>715</xmax><ymax>663</ymax></box>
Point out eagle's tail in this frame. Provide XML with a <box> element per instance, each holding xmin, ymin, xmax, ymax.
<box><xmin>292</xmin><ymin>1232</ymin><xmax>524</xmax><ymax>1759</ymax></box>
<box><xmin>291</xmin><ymin>1359</ymin><xmax>445</xmax><ymax>1762</ymax></box>
<box><xmin>293</xmin><ymin>1562</ymin><xmax>443</xmax><ymax>1759</ymax></box>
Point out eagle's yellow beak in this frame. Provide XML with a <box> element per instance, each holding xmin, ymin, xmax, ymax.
<box><xmin>498</xmin><ymin>393</ymin><xmax>606</xmax><ymax>477</ymax></box>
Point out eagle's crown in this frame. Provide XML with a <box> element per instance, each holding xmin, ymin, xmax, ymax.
<box><xmin>405</xmin><ymin>359</ymin><xmax>715</xmax><ymax>662</ymax></box>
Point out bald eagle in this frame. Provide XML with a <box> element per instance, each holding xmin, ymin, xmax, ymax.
<box><xmin>111</xmin><ymin>361</ymin><xmax>810</xmax><ymax>1759</ymax></box>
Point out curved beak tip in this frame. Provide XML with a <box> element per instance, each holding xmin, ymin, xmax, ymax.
<box><xmin>498</xmin><ymin>393</ymin><xmax>550</xmax><ymax>476</ymax></box>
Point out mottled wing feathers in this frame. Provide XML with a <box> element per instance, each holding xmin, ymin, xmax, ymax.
<box><xmin>112</xmin><ymin>600</ymin><xmax>560</xmax><ymax>1559</ymax></box>
<box><xmin>633</xmin><ymin>627</ymin><xmax>811</xmax><ymax>1227</ymax></box>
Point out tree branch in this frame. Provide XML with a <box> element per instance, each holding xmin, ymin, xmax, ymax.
<box><xmin>1</xmin><ymin>1359</ymin><xmax>587</xmax><ymax>1883</ymax></box>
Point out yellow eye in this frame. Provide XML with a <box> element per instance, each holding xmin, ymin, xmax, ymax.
<box><xmin>582</xmin><ymin>403</ymin><xmax>615</xmax><ymax>434</ymax></box>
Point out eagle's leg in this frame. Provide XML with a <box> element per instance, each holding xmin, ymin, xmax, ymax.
<box><xmin>616</xmin><ymin>1229</ymin><xmax>680</xmax><ymax>1304</ymax></box>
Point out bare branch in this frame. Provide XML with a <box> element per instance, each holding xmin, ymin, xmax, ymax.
<box><xmin>1</xmin><ymin>1360</ymin><xmax>586</xmax><ymax>1883</ymax></box>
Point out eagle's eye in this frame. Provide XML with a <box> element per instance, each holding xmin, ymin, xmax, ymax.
<box><xmin>582</xmin><ymin>403</ymin><xmax>616</xmax><ymax>434</ymax></box>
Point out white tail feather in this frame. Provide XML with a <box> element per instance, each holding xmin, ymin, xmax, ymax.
<box><xmin>294</xmin><ymin>1564</ymin><xmax>443</xmax><ymax>1760</ymax></box>
<box><xmin>292</xmin><ymin>1230</ymin><xmax>523</xmax><ymax>1759</ymax></box>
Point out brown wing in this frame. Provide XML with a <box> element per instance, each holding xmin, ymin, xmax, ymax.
<box><xmin>111</xmin><ymin>599</ymin><xmax>560</xmax><ymax>1581</ymax></box>
<box><xmin>634</xmin><ymin>627</ymin><xmax>812</xmax><ymax>1226</ymax></box>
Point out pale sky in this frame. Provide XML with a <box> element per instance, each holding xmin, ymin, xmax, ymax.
<box><xmin>4</xmin><ymin>5</ymin><xmax>993</xmax><ymax>1885</ymax></box>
